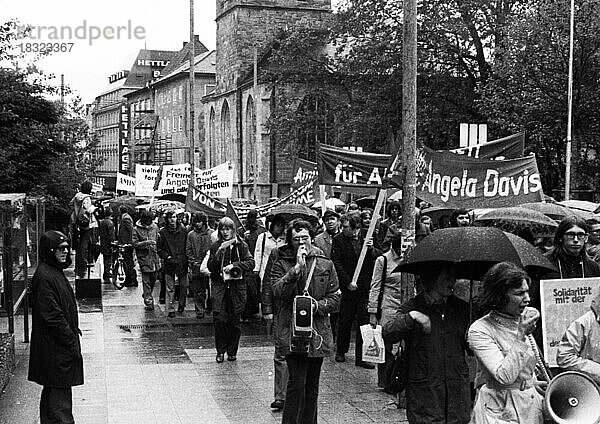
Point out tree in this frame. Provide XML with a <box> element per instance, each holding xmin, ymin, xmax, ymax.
<box><xmin>0</xmin><ymin>19</ymin><xmax>98</xmax><ymax>227</ymax></box>
<box><xmin>479</xmin><ymin>0</ymin><xmax>600</xmax><ymax>195</ymax></box>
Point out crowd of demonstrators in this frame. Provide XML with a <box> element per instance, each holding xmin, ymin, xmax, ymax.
<box><xmin>69</xmin><ymin>180</ymin><xmax>98</xmax><ymax>279</ymax></box>
<box><xmin>331</xmin><ymin>211</ymin><xmax>382</xmax><ymax>369</ymax></box>
<box><xmin>207</xmin><ymin>217</ymin><xmax>255</xmax><ymax>363</ymax></box>
<box><xmin>186</xmin><ymin>212</ymin><xmax>213</xmax><ymax>318</ymax></box>
<box><xmin>132</xmin><ymin>210</ymin><xmax>161</xmax><ymax>310</ymax></box>
<box><xmin>157</xmin><ymin>210</ymin><xmax>189</xmax><ymax>317</ymax></box>
<box><xmin>270</xmin><ymin>219</ymin><xmax>340</xmax><ymax>424</ymax></box>
<box><xmin>28</xmin><ymin>231</ymin><xmax>83</xmax><ymax>424</ymax></box>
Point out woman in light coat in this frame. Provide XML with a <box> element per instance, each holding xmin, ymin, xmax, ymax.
<box><xmin>468</xmin><ymin>262</ymin><xmax>546</xmax><ymax>424</ymax></box>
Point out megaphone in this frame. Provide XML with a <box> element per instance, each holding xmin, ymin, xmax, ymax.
<box><xmin>544</xmin><ymin>371</ymin><xmax>600</xmax><ymax>424</ymax></box>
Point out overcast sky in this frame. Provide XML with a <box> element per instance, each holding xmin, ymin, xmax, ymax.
<box><xmin>3</xmin><ymin>0</ymin><xmax>217</xmax><ymax>103</ymax></box>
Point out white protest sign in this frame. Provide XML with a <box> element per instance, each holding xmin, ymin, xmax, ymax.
<box><xmin>135</xmin><ymin>164</ymin><xmax>160</xmax><ymax>197</ymax></box>
<box><xmin>192</xmin><ymin>162</ymin><xmax>234</xmax><ymax>199</ymax></box>
<box><xmin>540</xmin><ymin>277</ymin><xmax>600</xmax><ymax>367</ymax></box>
<box><xmin>116</xmin><ymin>172</ymin><xmax>136</xmax><ymax>193</ymax></box>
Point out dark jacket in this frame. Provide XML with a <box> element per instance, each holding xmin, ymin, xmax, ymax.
<box><xmin>271</xmin><ymin>244</ymin><xmax>341</xmax><ymax>357</ymax></box>
<box><xmin>28</xmin><ymin>231</ymin><xmax>83</xmax><ymax>388</ymax></box>
<box><xmin>118</xmin><ymin>212</ymin><xmax>134</xmax><ymax>244</ymax></box>
<box><xmin>98</xmin><ymin>217</ymin><xmax>115</xmax><ymax>255</ymax></box>
<box><xmin>207</xmin><ymin>237</ymin><xmax>255</xmax><ymax>316</ymax></box>
<box><xmin>157</xmin><ymin>223</ymin><xmax>188</xmax><ymax>275</ymax></box>
<box><xmin>383</xmin><ymin>293</ymin><xmax>471</xmax><ymax>424</ymax></box>
<box><xmin>543</xmin><ymin>248</ymin><xmax>600</xmax><ymax>279</ymax></box>
<box><xmin>132</xmin><ymin>221</ymin><xmax>160</xmax><ymax>273</ymax></box>
<box><xmin>186</xmin><ymin>227</ymin><xmax>212</xmax><ymax>277</ymax></box>
<box><xmin>240</xmin><ymin>223</ymin><xmax>266</xmax><ymax>257</ymax></box>
<box><xmin>331</xmin><ymin>229</ymin><xmax>381</xmax><ymax>294</ymax></box>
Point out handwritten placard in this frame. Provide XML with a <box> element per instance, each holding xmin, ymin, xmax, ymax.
<box><xmin>540</xmin><ymin>277</ymin><xmax>600</xmax><ymax>366</ymax></box>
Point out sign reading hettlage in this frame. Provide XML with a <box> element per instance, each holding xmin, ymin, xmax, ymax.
<box><xmin>540</xmin><ymin>278</ymin><xmax>600</xmax><ymax>367</ymax></box>
<box><xmin>393</xmin><ymin>147</ymin><xmax>544</xmax><ymax>208</ymax></box>
<box><xmin>119</xmin><ymin>103</ymin><xmax>130</xmax><ymax>172</ymax></box>
<box><xmin>185</xmin><ymin>184</ymin><xmax>227</xmax><ymax>217</ymax></box>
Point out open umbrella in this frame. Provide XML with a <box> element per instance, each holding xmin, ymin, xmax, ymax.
<box><xmin>474</xmin><ymin>206</ymin><xmax>558</xmax><ymax>235</ymax></box>
<box><xmin>557</xmin><ymin>200</ymin><xmax>599</xmax><ymax>220</ymax></box>
<box><xmin>520</xmin><ymin>202</ymin><xmax>583</xmax><ymax>221</ymax></box>
<box><xmin>104</xmin><ymin>195</ymin><xmax>144</xmax><ymax>215</ymax></box>
<box><xmin>265</xmin><ymin>204</ymin><xmax>319</xmax><ymax>226</ymax></box>
<box><xmin>136</xmin><ymin>200</ymin><xmax>184</xmax><ymax>213</ymax></box>
<box><xmin>395</xmin><ymin>226</ymin><xmax>556</xmax><ymax>280</ymax></box>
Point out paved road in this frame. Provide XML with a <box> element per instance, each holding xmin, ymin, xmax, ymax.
<box><xmin>0</xmin><ymin>259</ymin><xmax>406</xmax><ymax>424</ymax></box>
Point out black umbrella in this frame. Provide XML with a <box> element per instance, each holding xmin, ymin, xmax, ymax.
<box><xmin>265</xmin><ymin>204</ymin><xmax>319</xmax><ymax>226</ymax></box>
<box><xmin>395</xmin><ymin>226</ymin><xmax>556</xmax><ymax>280</ymax></box>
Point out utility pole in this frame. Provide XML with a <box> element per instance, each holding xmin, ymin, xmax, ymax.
<box><xmin>60</xmin><ymin>74</ymin><xmax>65</xmax><ymax>107</ymax></box>
<box><xmin>401</xmin><ymin>0</ymin><xmax>417</xmax><ymax>238</ymax></box>
<box><xmin>564</xmin><ymin>0</ymin><xmax>575</xmax><ymax>200</ymax></box>
<box><xmin>189</xmin><ymin>0</ymin><xmax>196</xmax><ymax>183</ymax></box>
<box><xmin>253</xmin><ymin>48</ymin><xmax>259</xmax><ymax>201</ymax></box>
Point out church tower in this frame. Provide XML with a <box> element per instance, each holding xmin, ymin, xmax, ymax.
<box><xmin>215</xmin><ymin>0</ymin><xmax>331</xmax><ymax>93</ymax></box>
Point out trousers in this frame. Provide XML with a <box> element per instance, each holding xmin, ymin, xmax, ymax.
<box><xmin>336</xmin><ymin>291</ymin><xmax>369</xmax><ymax>364</ymax></box>
<box><xmin>282</xmin><ymin>355</ymin><xmax>323</xmax><ymax>424</ymax></box>
<box><xmin>214</xmin><ymin>289</ymin><xmax>241</xmax><ymax>356</ymax></box>
<box><xmin>40</xmin><ymin>386</ymin><xmax>74</xmax><ymax>424</ymax></box>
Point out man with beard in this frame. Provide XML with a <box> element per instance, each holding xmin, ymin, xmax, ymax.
<box><xmin>28</xmin><ymin>231</ymin><xmax>83</xmax><ymax>424</ymax></box>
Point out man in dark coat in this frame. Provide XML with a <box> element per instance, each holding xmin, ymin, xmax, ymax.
<box><xmin>383</xmin><ymin>264</ymin><xmax>471</xmax><ymax>424</ymax></box>
<box><xmin>186</xmin><ymin>211</ymin><xmax>213</xmax><ymax>318</ymax></box>
<box><xmin>98</xmin><ymin>207</ymin><xmax>115</xmax><ymax>284</ymax></box>
<box><xmin>331</xmin><ymin>211</ymin><xmax>381</xmax><ymax>368</ymax></box>
<box><xmin>28</xmin><ymin>231</ymin><xmax>83</xmax><ymax>424</ymax></box>
<box><xmin>117</xmin><ymin>205</ymin><xmax>137</xmax><ymax>287</ymax></box>
<box><xmin>157</xmin><ymin>210</ymin><xmax>189</xmax><ymax>317</ymax></box>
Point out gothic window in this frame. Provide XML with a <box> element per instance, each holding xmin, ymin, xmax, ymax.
<box><xmin>209</xmin><ymin>107</ymin><xmax>216</xmax><ymax>166</ymax></box>
<box><xmin>221</xmin><ymin>101</ymin><xmax>232</xmax><ymax>165</ymax></box>
<box><xmin>245</xmin><ymin>95</ymin><xmax>257</xmax><ymax>181</ymax></box>
<box><xmin>296</xmin><ymin>94</ymin><xmax>334</xmax><ymax>162</ymax></box>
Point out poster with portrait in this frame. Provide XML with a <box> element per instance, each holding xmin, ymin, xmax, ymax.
<box><xmin>540</xmin><ymin>277</ymin><xmax>600</xmax><ymax>367</ymax></box>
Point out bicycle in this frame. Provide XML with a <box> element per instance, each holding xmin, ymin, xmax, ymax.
<box><xmin>110</xmin><ymin>242</ymin><xmax>132</xmax><ymax>290</ymax></box>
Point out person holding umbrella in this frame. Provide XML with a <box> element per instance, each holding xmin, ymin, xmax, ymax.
<box><xmin>468</xmin><ymin>262</ymin><xmax>545</xmax><ymax>423</ymax></box>
<box><xmin>382</xmin><ymin>262</ymin><xmax>471</xmax><ymax>424</ymax></box>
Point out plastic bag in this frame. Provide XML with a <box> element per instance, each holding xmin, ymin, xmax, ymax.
<box><xmin>360</xmin><ymin>324</ymin><xmax>385</xmax><ymax>364</ymax></box>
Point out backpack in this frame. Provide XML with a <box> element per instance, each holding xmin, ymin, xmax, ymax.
<box><xmin>75</xmin><ymin>196</ymin><xmax>91</xmax><ymax>229</ymax></box>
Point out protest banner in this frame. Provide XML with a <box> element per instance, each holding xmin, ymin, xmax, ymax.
<box><xmin>116</xmin><ymin>172</ymin><xmax>136</xmax><ymax>193</ymax></box>
<box><xmin>185</xmin><ymin>184</ymin><xmax>226</xmax><ymax>217</ymax></box>
<box><xmin>134</xmin><ymin>164</ymin><xmax>160</xmax><ymax>197</ymax></box>
<box><xmin>540</xmin><ymin>277</ymin><xmax>600</xmax><ymax>367</ymax></box>
<box><xmin>390</xmin><ymin>147</ymin><xmax>544</xmax><ymax>208</ymax></box>
<box><xmin>135</xmin><ymin>162</ymin><xmax>234</xmax><ymax>198</ymax></box>
<box><xmin>316</xmin><ymin>134</ymin><xmax>525</xmax><ymax>191</ymax></box>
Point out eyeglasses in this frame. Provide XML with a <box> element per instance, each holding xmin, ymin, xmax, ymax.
<box><xmin>563</xmin><ymin>232</ymin><xmax>588</xmax><ymax>241</ymax></box>
<box><xmin>55</xmin><ymin>246</ymin><xmax>69</xmax><ymax>251</ymax></box>
<box><xmin>292</xmin><ymin>236</ymin><xmax>310</xmax><ymax>242</ymax></box>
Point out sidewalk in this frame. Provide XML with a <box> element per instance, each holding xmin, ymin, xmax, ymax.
<box><xmin>0</xmin><ymin>260</ymin><xmax>406</xmax><ymax>424</ymax></box>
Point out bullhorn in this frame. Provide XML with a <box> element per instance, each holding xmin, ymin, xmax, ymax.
<box><xmin>544</xmin><ymin>371</ymin><xmax>600</xmax><ymax>424</ymax></box>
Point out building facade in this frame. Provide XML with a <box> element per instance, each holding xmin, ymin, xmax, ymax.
<box><xmin>91</xmin><ymin>49</ymin><xmax>177</xmax><ymax>189</ymax></box>
<box><xmin>202</xmin><ymin>0</ymin><xmax>332</xmax><ymax>201</ymax></box>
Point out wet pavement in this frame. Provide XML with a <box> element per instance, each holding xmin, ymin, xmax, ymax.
<box><xmin>0</xmin><ymin>258</ymin><xmax>406</xmax><ymax>424</ymax></box>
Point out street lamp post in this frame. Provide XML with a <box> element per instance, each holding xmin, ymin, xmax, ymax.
<box><xmin>564</xmin><ymin>0</ymin><xmax>575</xmax><ymax>200</ymax></box>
